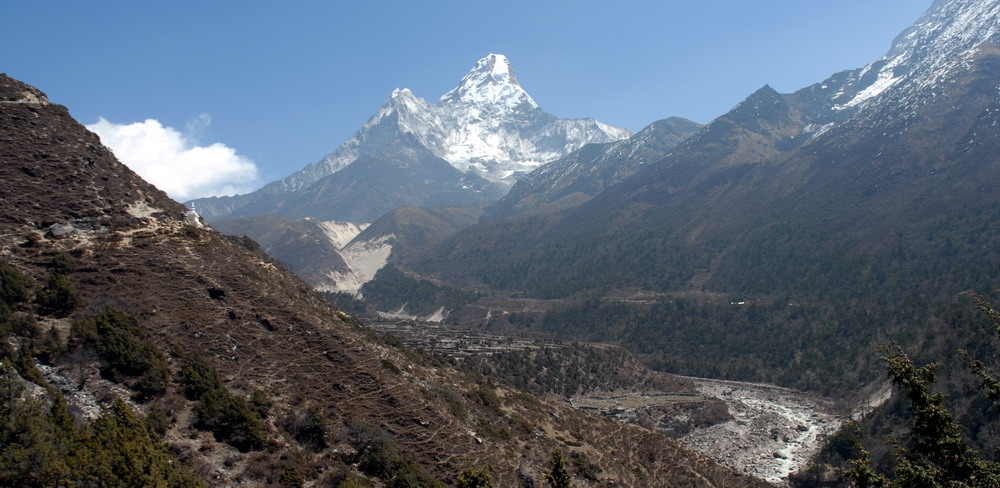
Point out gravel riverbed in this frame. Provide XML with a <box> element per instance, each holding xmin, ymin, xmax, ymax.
<box><xmin>678</xmin><ymin>377</ymin><xmax>843</xmax><ymax>485</ymax></box>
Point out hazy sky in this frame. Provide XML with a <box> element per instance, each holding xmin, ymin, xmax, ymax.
<box><xmin>3</xmin><ymin>1</ymin><xmax>931</xmax><ymax>200</ymax></box>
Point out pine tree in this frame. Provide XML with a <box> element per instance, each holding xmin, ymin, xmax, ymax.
<box><xmin>847</xmin><ymin>293</ymin><xmax>1000</xmax><ymax>487</ymax></box>
<box><xmin>457</xmin><ymin>465</ymin><xmax>494</xmax><ymax>488</ymax></box>
<box><xmin>546</xmin><ymin>448</ymin><xmax>572</xmax><ymax>488</ymax></box>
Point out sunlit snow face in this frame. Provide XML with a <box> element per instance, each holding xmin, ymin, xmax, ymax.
<box><xmin>439</xmin><ymin>53</ymin><xmax>538</xmax><ymax>110</ymax></box>
<box><xmin>317</xmin><ymin>53</ymin><xmax>629</xmax><ymax>187</ymax></box>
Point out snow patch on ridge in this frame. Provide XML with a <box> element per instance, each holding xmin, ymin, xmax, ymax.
<box><xmin>832</xmin><ymin>0</ymin><xmax>1000</xmax><ymax>115</ymax></box>
<box><xmin>840</xmin><ymin>61</ymin><xmax>903</xmax><ymax>109</ymax></box>
<box><xmin>803</xmin><ymin>122</ymin><xmax>836</xmax><ymax>140</ymax></box>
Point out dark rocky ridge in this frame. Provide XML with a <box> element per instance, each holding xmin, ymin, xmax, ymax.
<box><xmin>0</xmin><ymin>76</ymin><xmax>186</xmax><ymax>234</ymax></box>
<box><xmin>219</xmin><ymin>134</ymin><xmax>504</xmax><ymax>223</ymax></box>
<box><xmin>484</xmin><ymin>117</ymin><xmax>702</xmax><ymax>220</ymax></box>
<box><xmin>211</xmin><ymin>214</ymin><xmax>353</xmax><ymax>289</ymax></box>
<box><xmin>354</xmin><ymin>205</ymin><xmax>484</xmax><ymax>266</ymax></box>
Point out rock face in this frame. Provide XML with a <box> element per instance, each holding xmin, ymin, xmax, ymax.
<box><xmin>219</xmin><ymin>133</ymin><xmax>504</xmax><ymax>223</ymax></box>
<box><xmin>484</xmin><ymin>116</ymin><xmax>702</xmax><ymax>220</ymax></box>
<box><xmin>0</xmin><ymin>73</ymin><xmax>769</xmax><ymax>487</ymax></box>
<box><xmin>210</xmin><ymin>214</ymin><xmax>356</xmax><ymax>291</ymax></box>
<box><xmin>350</xmin><ymin>205</ymin><xmax>485</xmax><ymax>266</ymax></box>
<box><xmin>190</xmin><ymin>53</ymin><xmax>630</xmax><ymax>222</ymax></box>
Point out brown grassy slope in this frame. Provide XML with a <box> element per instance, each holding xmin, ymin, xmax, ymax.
<box><xmin>0</xmin><ymin>73</ymin><xmax>770</xmax><ymax>487</ymax></box>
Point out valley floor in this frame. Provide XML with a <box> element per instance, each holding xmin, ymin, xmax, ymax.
<box><xmin>568</xmin><ymin>377</ymin><xmax>845</xmax><ymax>485</ymax></box>
<box><xmin>362</xmin><ymin>314</ymin><xmax>865</xmax><ymax>485</ymax></box>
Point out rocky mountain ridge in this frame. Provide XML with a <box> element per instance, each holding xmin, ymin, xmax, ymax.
<box><xmin>190</xmin><ymin>54</ymin><xmax>630</xmax><ymax>222</ymax></box>
<box><xmin>484</xmin><ymin>116</ymin><xmax>702</xmax><ymax>220</ymax></box>
<box><xmin>285</xmin><ymin>53</ymin><xmax>631</xmax><ymax>189</ymax></box>
<box><xmin>414</xmin><ymin>0</ymin><xmax>1000</xmax><ymax>299</ymax></box>
<box><xmin>382</xmin><ymin>0</ymin><xmax>1000</xmax><ymax>402</ymax></box>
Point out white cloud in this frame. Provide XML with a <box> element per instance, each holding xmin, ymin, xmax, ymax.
<box><xmin>86</xmin><ymin>116</ymin><xmax>261</xmax><ymax>202</ymax></box>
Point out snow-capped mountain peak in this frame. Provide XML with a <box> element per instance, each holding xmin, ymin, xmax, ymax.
<box><xmin>440</xmin><ymin>53</ymin><xmax>538</xmax><ymax>110</ymax></box>
<box><xmin>390</xmin><ymin>87</ymin><xmax>416</xmax><ymax>99</ymax></box>
<box><xmin>834</xmin><ymin>0</ymin><xmax>1000</xmax><ymax>112</ymax></box>
<box><xmin>298</xmin><ymin>53</ymin><xmax>627</xmax><ymax>187</ymax></box>
<box><xmin>377</xmin><ymin>88</ymin><xmax>439</xmax><ymax>132</ymax></box>
<box><xmin>191</xmin><ymin>53</ymin><xmax>630</xmax><ymax>217</ymax></box>
<box><xmin>381</xmin><ymin>88</ymin><xmax>428</xmax><ymax>117</ymax></box>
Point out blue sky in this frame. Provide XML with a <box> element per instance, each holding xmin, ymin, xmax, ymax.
<box><xmin>3</xmin><ymin>1</ymin><xmax>930</xmax><ymax>200</ymax></box>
